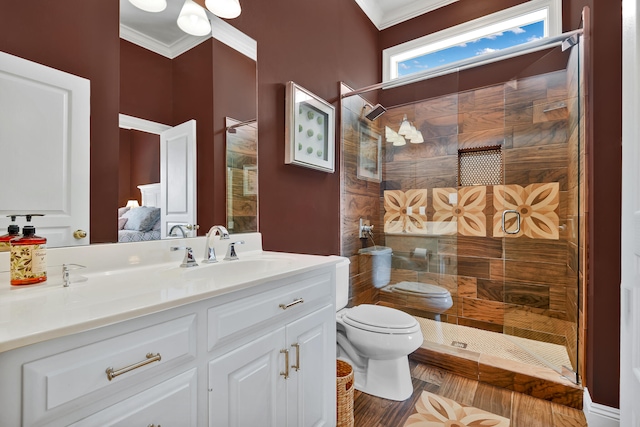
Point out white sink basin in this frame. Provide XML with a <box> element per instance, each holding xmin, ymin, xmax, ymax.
<box><xmin>169</xmin><ymin>255</ymin><xmax>297</xmax><ymax>282</ymax></box>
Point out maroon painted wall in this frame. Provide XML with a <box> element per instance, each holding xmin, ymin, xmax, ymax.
<box><xmin>120</xmin><ymin>40</ymin><xmax>173</xmax><ymax>125</ymax></box>
<box><xmin>230</xmin><ymin>0</ymin><xmax>380</xmax><ymax>255</ymax></box>
<box><xmin>0</xmin><ymin>1</ymin><xmax>120</xmax><ymax>244</ymax></box>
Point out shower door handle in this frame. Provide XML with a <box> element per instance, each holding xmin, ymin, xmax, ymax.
<box><xmin>501</xmin><ymin>210</ymin><xmax>521</xmax><ymax>235</ymax></box>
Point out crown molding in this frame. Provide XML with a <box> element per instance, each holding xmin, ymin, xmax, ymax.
<box><xmin>120</xmin><ymin>23</ymin><xmax>209</xmax><ymax>59</ymax></box>
<box><xmin>209</xmin><ymin>14</ymin><xmax>257</xmax><ymax>61</ymax></box>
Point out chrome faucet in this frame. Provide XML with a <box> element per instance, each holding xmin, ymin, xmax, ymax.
<box><xmin>169</xmin><ymin>224</ymin><xmax>188</xmax><ymax>238</ymax></box>
<box><xmin>203</xmin><ymin>225</ymin><xmax>230</xmax><ymax>263</ymax></box>
<box><xmin>170</xmin><ymin>246</ymin><xmax>198</xmax><ymax>268</ymax></box>
<box><xmin>224</xmin><ymin>241</ymin><xmax>245</xmax><ymax>261</ymax></box>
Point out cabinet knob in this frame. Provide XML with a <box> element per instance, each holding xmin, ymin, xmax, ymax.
<box><xmin>73</xmin><ymin>229</ymin><xmax>87</xmax><ymax>239</ymax></box>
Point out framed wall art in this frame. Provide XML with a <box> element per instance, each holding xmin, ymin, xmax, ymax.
<box><xmin>357</xmin><ymin>124</ymin><xmax>382</xmax><ymax>182</ymax></box>
<box><xmin>284</xmin><ymin>81</ymin><xmax>335</xmax><ymax>173</ymax></box>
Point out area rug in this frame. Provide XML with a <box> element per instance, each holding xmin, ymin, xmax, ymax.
<box><xmin>403</xmin><ymin>391</ymin><xmax>510</xmax><ymax>427</ymax></box>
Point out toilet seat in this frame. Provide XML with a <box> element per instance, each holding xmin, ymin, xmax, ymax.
<box><xmin>390</xmin><ymin>281</ymin><xmax>450</xmax><ymax>298</ymax></box>
<box><xmin>342</xmin><ymin>304</ymin><xmax>420</xmax><ymax>334</ymax></box>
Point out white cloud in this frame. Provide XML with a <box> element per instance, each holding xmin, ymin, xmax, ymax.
<box><xmin>457</xmin><ymin>42</ymin><xmax>468</xmax><ymax>48</ymax></box>
<box><xmin>484</xmin><ymin>32</ymin><xmax>504</xmax><ymax>40</ymax></box>
<box><xmin>476</xmin><ymin>47</ymin><xmax>499</xmax><ymax>56</ymax></box>
<box><xmin>509</xmin><ymin>27</ymin><xmax>526</xmax><ymax>34</ymax></box>
<box><xmin>399</xmin><ymin>63</ymin><xmax>410</xmax><ymax>69</ymax></box>
<box><xmin>527</xmin><ymin>35</ymin><xmax>542</xmax><ymax>42</ymax></box>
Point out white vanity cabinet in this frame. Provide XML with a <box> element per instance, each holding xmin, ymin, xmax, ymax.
<box><xmin>0</xmin><ymin>261</ymin><xmax>337</xmax><ymax>427</ymax></box>
<box><xmin>208</xmin><ymin>271</ymin><xmax>336</xmax><ymax>427</ymax></box>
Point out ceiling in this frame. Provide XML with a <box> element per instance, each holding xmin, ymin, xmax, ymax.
<box><xmin>354</xmin><ymin>0</ymin><xmax>459</xmax><ymax>29</ymax></box>
<box><xmin>120</xmin><ymin>0</ymin><xmax>458</xmax><ymax>55</ymax></box>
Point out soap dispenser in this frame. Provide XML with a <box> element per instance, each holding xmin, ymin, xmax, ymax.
<box><xmin>0</xmin><ymin>215</ymin><xmax>20</xmax><ymax>252</ymax></box>
<box><xmin>10</xmin><ymin>214</ymin><xmax>47</xmax><ymax>286</ymax></box>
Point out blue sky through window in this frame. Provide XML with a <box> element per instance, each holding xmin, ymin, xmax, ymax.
<box><xmin>397</xmin><ymin>21</ymin><xmax>545</xmax><ymax>78</ymax></box>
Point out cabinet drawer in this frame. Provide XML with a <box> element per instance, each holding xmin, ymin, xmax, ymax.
<box><xmin>23</xmin><ymin>314</ymin><xmax>196</xmax><ymax>426</ymax></box>
<box><xmin>208</xmin><ymin>271</ymin><xmax>332</xmax><ymax>350</ymax></box>
<box><xmin>70</xmin><ymin>368</ymin><xmax>197</xmax><ymax>427</ymax></box>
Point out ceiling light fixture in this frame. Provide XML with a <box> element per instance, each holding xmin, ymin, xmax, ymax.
<box><xmin>388</xmin><ymin>115</ymin><xmax>424</xmax><ymax>146</ymax></box>
<box><xmin>128</xmin><ymin>0</ymin><xmax>167</xmax><ymax>13</ymax></box>
<box><xmin>177</xmin><ymin>0</ymin><xmax>212</xmax><ymax>36</ymax></box>
<box><xmin>204</xmin><ymin>0</ymin><xmax>242</xmax><ymax>19</ymax></box>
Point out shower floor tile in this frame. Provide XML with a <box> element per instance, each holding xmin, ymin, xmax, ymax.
<box><xmin>415</xmin><ymin>316</ymin><xmax>573</xmax><ymax>371</ymax></box>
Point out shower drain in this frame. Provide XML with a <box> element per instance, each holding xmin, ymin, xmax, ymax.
<box><xmin>451</xmin><ymin>341</ymin><xmax>468</xmax><ymax>349</ymax></box>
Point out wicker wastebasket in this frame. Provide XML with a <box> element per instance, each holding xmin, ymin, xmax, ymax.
<box><xmin>336</xmin><ymin>359</ymin><xmax>354</xmax><ymax>427</ymax></box>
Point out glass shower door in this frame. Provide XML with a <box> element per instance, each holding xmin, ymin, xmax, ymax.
<box><xmin>499</xmin><ymin>40</ymin><xmax>582</xmax><ymax>382</ymax></box>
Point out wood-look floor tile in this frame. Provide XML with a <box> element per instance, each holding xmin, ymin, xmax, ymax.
<box><xmin>472</xmin><ymin>382</ymin><xmax>513</xmax><ymax>419</ymax></box>
<box><xmin>353</xmin><ymin>377</ymin><xmax>437</xmax><ymax>427</ymax></box>
<box><xmin>550</xmin><ymin>401</ymin><xmax>588</xmax><ymax>426</ymax></box>
<box><xmin>409</xmin><ymin>359</ymin><xmax>447</xmax><ymax>386</ymax></box>
<box><xmin>438</xmin><ymin>373</ymin><xmax>478</xmax><ymax>406</ymax></box>
<box><xmin>511</xmin><ymin>393</ymin><xmax>554</xmax><ymax>427</ymax></box>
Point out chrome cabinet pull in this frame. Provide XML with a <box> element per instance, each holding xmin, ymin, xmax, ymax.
<box><xmin>105</xmin><ymin>353</ymin><xmax>161</xmax><ymax>381</ymax></box>
<box><xmin>147</xmin><ymin>425</ymin><xmax>161</xmax><ymax>427</ymax></box>
<box><xmin>501</xmin><ymin>209</ymin><xmax>521</xmax><ymax>235</ymax></box>
<box><xmin>291</xmin><ymin>343</ymin><xmax>300</xmax><ymax>371</ymax></box>
<box><xmin>280</xmin><ymin>349</ymin><xmax>290</xmax><ymax>379</ymax></box>
<box><xmin>279</xmin><ymin>298</ymin><xmax>304</xmax><ymax>310</ymax></box>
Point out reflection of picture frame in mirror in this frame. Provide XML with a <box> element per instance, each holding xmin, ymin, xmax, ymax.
<box><xmin>243</xmin><ymin>165</ymin><xmax>258</xmax><ymax>196</ymax></box>
<box><xmin>357</xmin><ymin>124</ymin><xmax>382</xmax><ymax>182</ymax></box>
<box><xmin>284</xmin><ymin>81</ymin><xmax>335</xmax><ymax>173</ymax></box>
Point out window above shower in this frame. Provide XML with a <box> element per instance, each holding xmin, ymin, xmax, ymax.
<box><xmin>382</xmin><ymin>0</ymin><xmax>562</xmax><ymax>82</ymax></box>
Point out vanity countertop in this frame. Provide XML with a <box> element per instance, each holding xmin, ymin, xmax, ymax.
<box><xmin>0</xmin><ymin>233</ymin><xmax>341</xmax><ymax>353</ymax></box>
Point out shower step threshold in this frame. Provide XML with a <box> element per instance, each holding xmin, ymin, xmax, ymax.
<box><xmin>410</xmin><ymin>340</ymin><xmax>584</xmax><ymax>409</ymax></box>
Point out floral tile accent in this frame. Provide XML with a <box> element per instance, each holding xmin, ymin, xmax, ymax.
<box><xmin>383</xmin><ymin>189</ymin><xmax>429</xmax><ymax>234</ymax></box>
<box><xmin>493</xmin><ymin>183</ymin><xmax>559</xmax><ymax>239</ymax></box>
<box><xmin>432</xmin><ymin>186</ymin><xmax>487</xmax><ymax>237</ymax></box>
<box><xmin>403</xmin><ymin>391</ymin><xmax>510</xmax><ymax>427</ymax></box>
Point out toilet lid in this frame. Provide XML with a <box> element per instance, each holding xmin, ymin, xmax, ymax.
<box><xmin>343</xmin><ymin>304</ymin><xmax>419</xmax><ymax>333</ymax></box>
<box><xmin>392</xmin><ymin>281</ymin><xmax>450</xmax><ymax>296</ymax></box>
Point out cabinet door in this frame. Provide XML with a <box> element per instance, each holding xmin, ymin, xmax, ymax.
<box><xmin>286</xmin><ymin>305</ymin><xmax>336</xmax><ymax>427</ymax></box>
<box><xmin>70</xmin><ymin>369</ymin><xmax>197</xmax><ymax>427</ymax></box>
<box><xmin>209</xmin><ymin>328</ymin><xmax>287</xmax><ymax>427</ymax></box>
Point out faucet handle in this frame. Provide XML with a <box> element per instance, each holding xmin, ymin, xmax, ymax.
<box><xmin>62</xmin><ymin>263</ymin><xmax>86</xmax><ymax>287</ymax></box>
<box><xmin>171</xmin><ymin>246</ymin><xmax>199</xmax><ymax>268</ymax></box>
<box><xmin>203</xmin><ymin>246</ymin><xmax>218</xmax><ymax>264</ymax></box>
<box><xmin>224</xmin><ymin>241</ymin><xmax>245</xmax><ymax>261</ymax></box>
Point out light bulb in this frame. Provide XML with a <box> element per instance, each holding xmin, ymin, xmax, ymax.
<box><xmin>398</xmin><ymin>114</ymin><xmax>412</xmax><ymax>136</ymax></box>
<box><xmin>205</xmin><ymin>0</ymin><xmax>241</xmax><ymax>19</ymax></box>
<box><xmin>410</xmin><ymin>130</ymin><xmax>424</xmax><ymax>143</ymax></box>
<box><xmin>129</xmin><ymin>0</ymin><xmax>167</xmax><ymax>12</ymax></box>
<box><xmin>177</xmin><ymin>0</ymin><xmax>212</xmax><ymax>36</ymax></box>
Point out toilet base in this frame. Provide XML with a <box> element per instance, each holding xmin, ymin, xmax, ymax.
<box><xmin>342</xmin><ymin>355</ymin><xmax>414</xmax><ymax>401</ymax></box>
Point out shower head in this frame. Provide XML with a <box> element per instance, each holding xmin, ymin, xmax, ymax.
<box><xmin>363</xmin><ymin>103</ymin><xmax>387</xmax><ymax>121</ymax></box>
<box><xmin>561</xmin><ymin>34</ymin><xmax>579</xmax><ymax>51</ymax></box>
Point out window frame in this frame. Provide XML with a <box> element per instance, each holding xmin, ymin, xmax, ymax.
<box><xmin>382</xmin><ymin>0</ymin><xmax>562</xmax><ymax>82</ymax></box>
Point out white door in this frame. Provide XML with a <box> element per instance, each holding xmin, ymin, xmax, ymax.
<box><xmin>0</xmin><ymin>52</ymin><xmax>90</xmax><ymax>248</ymax></box>
<box><xmin>160</xmin><ymin>120</ymin><xmax>197</xmax><ymax>238</ymax></box>
<box><xmin>286</xmin><ymin>305</ymin><xmax>336</xmax><ymax>427</ymax></box>
<box><xmin>621</xmin><ymin>0</ymin><xmax>640</xmax><ymax>424</ymax></box>
<box><xmin>208</xmin><ymin>328</ymin><xmax>287</xmax><ymax>427</ymax></box>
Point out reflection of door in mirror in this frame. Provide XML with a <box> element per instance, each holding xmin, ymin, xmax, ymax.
<box><xmin>0</xmin><ymin>52</ymin><xmax>90</xmax><ymax>248</ymax></box>
<box><xmin>118</xmin><ymin>115</ymin><xmax>197</xmax><ymax>242</ymax></box>
<box><xmin>226</xmin><ymin>118</ymin><xmax>258</xmax><ymax>233</ymax></box>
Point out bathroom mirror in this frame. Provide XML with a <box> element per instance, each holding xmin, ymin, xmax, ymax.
<box><xmin>0</xmin><ymin>4</ymin><xmax>258</xmax><ymax>247</ymax></box>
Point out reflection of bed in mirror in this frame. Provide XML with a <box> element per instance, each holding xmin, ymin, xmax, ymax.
<box><xmin>118</xmin><ymin>183</ymin><xmax>161</xmax><ymax>242</ymax></box>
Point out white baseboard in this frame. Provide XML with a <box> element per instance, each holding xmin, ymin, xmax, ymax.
<box><xmin>583</xmin><ymin>388</ymin><xmax>620</xmax><ymax>427</ymax></box>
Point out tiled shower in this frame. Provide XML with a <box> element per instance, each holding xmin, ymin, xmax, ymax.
<box><xmin>340</xmin><ymin>37</ymin><xmax>585</xmax><ymax>383</ymax></box>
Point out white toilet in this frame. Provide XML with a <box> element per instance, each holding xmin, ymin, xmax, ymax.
<box><xmin>334</xmin><ymin>257</ymin><xmax>423</xmax><ymax>401</ymax></box>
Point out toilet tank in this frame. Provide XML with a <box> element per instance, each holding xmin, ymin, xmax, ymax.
<box><xmin>332</xmin><ymin>256</ymin><xmax>351</xmax><ymax>310</ymax></box>
<box><xmin>358</xmin><ymin>246</ymin><xmax>392</xmax><ymax>288</ymax></box>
